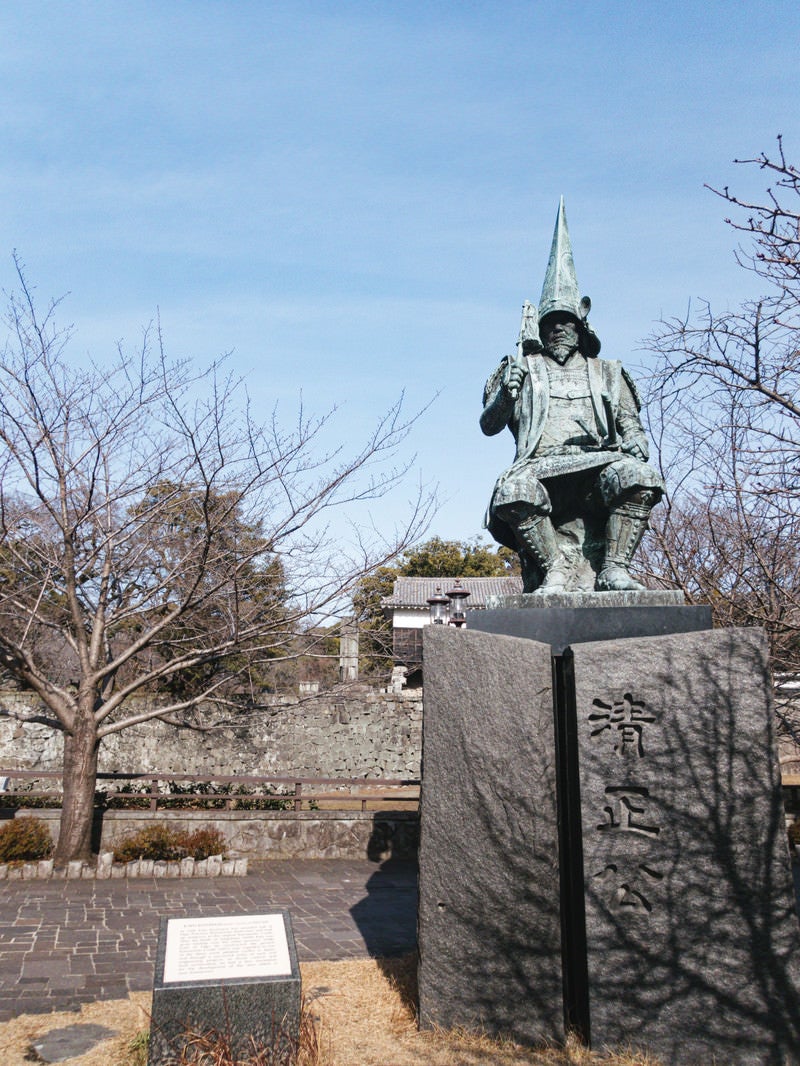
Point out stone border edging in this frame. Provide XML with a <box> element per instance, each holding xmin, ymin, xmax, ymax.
<box><xmin>0</xmin><ymin>852</ymin><xmax>248</xmax><ymax>880</ymax></box>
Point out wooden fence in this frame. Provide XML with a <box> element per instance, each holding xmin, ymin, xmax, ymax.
<box><xmin>0</xmin><ymin>769</ymin><xmax>420</xmax><ymax>813</ymax></box>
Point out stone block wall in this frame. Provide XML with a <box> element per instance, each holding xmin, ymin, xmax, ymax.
<box><xmin>0</xmin><ymin>686</ymin><xmax>423</xmax><ymax>780</ymax></box>
<box><xmin>21</xmin><ymin>808</ymin><xmax>419</xmax><ymax>861</ymax></box>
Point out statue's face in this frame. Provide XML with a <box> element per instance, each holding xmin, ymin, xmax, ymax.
<box><xmin>541</xmin><ymin>312</ymin><xmax>580</xmax><ymax>363</ymax></box>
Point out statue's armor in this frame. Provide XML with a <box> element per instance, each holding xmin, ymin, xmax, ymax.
<box><xmin>480</xmin><ymin>350</ymin><xmax>665</xmax><ymax>564</ymax></box>
<box><xmin>537</xmin><ymin>357</ymin><xmax>597</xmax><ymax>456</ymax></box>
<box><xmin>480</xmin><ymin>197</ymin><xmax>666</xmax><ymax>592</ymax></box>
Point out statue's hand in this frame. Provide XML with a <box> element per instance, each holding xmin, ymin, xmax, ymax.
<box><xmin>504</xmin><ymin>362</ymin><xmax>526</xmax><ymax>398</ymax></box>
<box><xmin>622</xmin><ymin>435</ymin><xmax>648</xmax><ymax>461</ymax></box>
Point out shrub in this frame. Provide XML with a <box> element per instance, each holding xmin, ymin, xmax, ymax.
<box><xmin>113</xmin><ymin>824</ymin><xmax>186</xmax><ymax>862</ymax></box>
<box><xmin>103</xmin><ymin>781</ymin><xmax>293</xmax><ymax>811</ymax></box>
<box><xmin>0</xmin><ymin>782</ymin><xmax>62</xmax><ymax>810</ymax></box>
<box><xmin>112</xmin><ymin>824</ymin><xmax>227</xmax><ymax>863</ymax></box>
<box><xmin>0</xmin><ymin>817</ymin><xmax>53</xmax><ymax>862</ymax></box>
<box><xmin>184</xmin><ymin>827</ymin><xmax>226</xmax><ymax>860</ymax></box>
<box><xmin>0</xmin><ymin>796</ymin><xmax>62</xmax><ymax>810</ymax></box>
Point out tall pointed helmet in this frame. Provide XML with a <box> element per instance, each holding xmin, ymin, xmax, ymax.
<box><xmin>538</xmin><ymin>197</ymin><xmax>600</xmax><ymax>355</ymax></box>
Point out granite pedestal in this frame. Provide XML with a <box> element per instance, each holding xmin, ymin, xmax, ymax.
<box><xmin>572</xmin><ymin>628</ymin><xmax>800</xmax><ymax>1065</ymax></box>
<box><xmin>418</xmin><ymin>609</ymin><xmax>800</xmax><ymax>1064</ymax></box>
<box><xmin>417</xmin><ymin>627</ymin><xmax>563</xmax><ymax>1045</ymax></box>
<box><xmin>148</xmin><ymin>910</ymin><xmax>300</xmax><ymax>1066</ymax></box>
<box><xmin>470</xmin><ymin>591</ymin><xmax>711</xmax><ymax>654</ymax></box>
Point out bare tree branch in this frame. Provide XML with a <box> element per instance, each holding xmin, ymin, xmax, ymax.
<box><xmin>641</xmin><ymin>139</ymin><xmax>800</xmax><ymax>673</ymax></box>
<box><xmin>0</xmin><ymin>261</ymin><xmax>435</xmax><ymax>860</ymax></box>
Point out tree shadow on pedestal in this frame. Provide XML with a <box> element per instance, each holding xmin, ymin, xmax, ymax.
<box><xmin>574</xmin><ymin>629</ymin><xmax>800</xmax><ymax>1065</ymax></box>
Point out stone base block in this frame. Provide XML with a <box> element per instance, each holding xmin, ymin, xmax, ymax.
<box><xmin>470</xmin><ymin>602</ymin><xmax>711</xmax><ymax>654</ymax></box>
<box><xmin>487</xmin><ymin>589</ymin><xmax>685</xmax><ymax>609</ymax></box>
<box><xmin>148</xmin><ymin>911</ymin><xmax>300</xmax><ymax>1066</ymax></box>
<box><xmin>417</xmin><ymin>626</ymin><xmax>562</xmax><ymax>1046</ymax></box>
<box><xmin>419</xmin><ymin>618</ymin><xmax>800</xmax><ymax>1065</ymax></box>
<box><xmin>572</xmin><ymin>627</ymin><xmax>800</xmax><ymax>1065</ymax></box>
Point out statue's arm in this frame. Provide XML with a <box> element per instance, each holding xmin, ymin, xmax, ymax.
<box><xmin>480</xmin><ymin>361</ymin><xmax>516</xmax><ymax>436</ymax></box>
<box><xmin>616</xmin><ymin>370</ymin><xmax>649</xmax><ymax>461</ymax></box>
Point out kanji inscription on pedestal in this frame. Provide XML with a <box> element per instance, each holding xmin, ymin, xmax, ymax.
<box><xmin>572</xmin><ymin>628</ymin><xmax>800</xmax><ymax>1066</ymax></box>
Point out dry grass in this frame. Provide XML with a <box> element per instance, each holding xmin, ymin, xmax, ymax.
<box><xmin>303</xmin><ymin>955</ymin><xmax>661</xmax><ymax>1066</ymax></box>
<box><xmin>0</xmin><ymin>991</ymin><xmax>151</xmax><ymax>1066</ymax></box>
<box><xmin>1</xmin><ymin>956</ymin><xmax>662</xmax><ymax>1066</ymax></box>
<box><xmin>153</xmin><ymin>994</ymin><xmax>326</xmax><ymax>1065</ymax></box>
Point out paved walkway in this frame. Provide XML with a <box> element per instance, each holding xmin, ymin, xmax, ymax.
<box><xmin>0</xmin><ymin>858</ymin><xmax>418</xmax><ymax>1021</ymax></box>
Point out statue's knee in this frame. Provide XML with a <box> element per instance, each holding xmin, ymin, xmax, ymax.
<box><xmin>624</xmin><ymin>488</ymin><xmax>659</xmax><ymax>508</ymax></box>
<box><xmin>497</xmin><ymin>503</ymin><xmax>550</xmax><ymax>530</ymax></box>
<box><xmin>494</xmin><ymin>479</ymin><xmax>551</xmax><ymax>521</ymax></box>
<box><xmin>597</xmin><ymin>460</ymin><xmax>663</xmax><ymax>509</ymax></box>
<box><xmin>601</xmin><ymin>486</ymin><xmax>661</xmax><ymax>513</ymax></box>
<box><xmin>524</xmin><ymin>478</ymin><xmax>552</xmax><ymax>514</ymax></box>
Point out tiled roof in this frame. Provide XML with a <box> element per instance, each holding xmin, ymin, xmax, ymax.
<box><xmin>382</xmin><ymin>575</ymin><xmax>523</xmax><ymax>610</ymax></box>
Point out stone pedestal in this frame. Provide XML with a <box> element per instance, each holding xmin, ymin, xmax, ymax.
<box><xmin>487</xmin><ymin>589</ymin><xmax>686</xmax><ymax>610</ymax></box>
<box><xmin>417</xmin><ymin>627</ymin><xmax>563</xmax><ymax>1045</ymax></box>
<box><xmin>418</xmin><ymin>617</ymin><xmax>800</xmax><ymax>1065</ymax></box>
<box><xmin>470</xmin><ymin>596</ymin><xmax>711</xmax><ymax>654</ymax></box>
<box><xmin>572</xmin><ymin>629</ymin><xmax>800</xmax><ymax>1065</ymax></box>
<box><xmin>148</xmin><ymin>911</ymin><xmax>300</xmax><ymax>1066</ymax></box>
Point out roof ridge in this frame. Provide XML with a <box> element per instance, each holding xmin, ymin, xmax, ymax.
<box><xmin>382</xmin><ymin>574</ymin><xmax>523</xmax><ymax>609</ymax></box>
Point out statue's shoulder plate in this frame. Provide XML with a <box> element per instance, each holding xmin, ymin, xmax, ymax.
<box><xmin>483</xmin><ymin>360</ymin><xmax>507</xmax><ymax>406</ymax></box>
<box><xmin>621</xmin><ymin>365</ymin><xmax>643</xmax><ymax>412</ymax></box>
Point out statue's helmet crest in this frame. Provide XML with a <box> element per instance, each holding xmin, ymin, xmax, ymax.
<box><xmin>537</xmin><ymin>197</ymin><xmax>600</xmax><ymax>356</ymax></box>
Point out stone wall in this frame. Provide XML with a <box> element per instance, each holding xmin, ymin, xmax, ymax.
<box><xmin>13</xmin><ymin>808</ymin><xmax>419</xmax><ymax>861</ymax></box>
<box><xmin>0</xmin><ymin>686</ymin><xmax>423</xmax><ymax>780</ymax></box>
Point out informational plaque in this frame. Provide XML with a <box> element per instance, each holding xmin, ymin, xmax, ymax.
<box><xmin>148</xmin><ymin>910</ymin><xmax>300</xmax><ymax>1066</ymax></box>
<box><xmin>162</xmin><ymin>914</ymin><xmax>291</xmax><ymax>983</ymax></box>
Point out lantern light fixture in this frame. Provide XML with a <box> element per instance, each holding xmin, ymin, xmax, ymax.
<box><xmin>446</xmin><ymin>579</ymin><xmax>471</xmax><ymax>628</ymax></box>
<box><xmin>427</xmin><ymin>585</ymin><xmax>450</xmax><ymax>625</ymax></box>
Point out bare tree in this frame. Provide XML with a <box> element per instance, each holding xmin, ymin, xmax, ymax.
<box><xmin>640</xmin><ymin>137</ymin><xmax>800</xmax><ymax>672</ymax></box>
<box><xmin>0</xmin><ymin>261</ymin><xmax>433</xmax><ymax>862</ymax></box>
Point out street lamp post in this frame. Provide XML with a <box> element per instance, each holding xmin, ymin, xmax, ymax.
<box><xmin>427</xmin><ymin>585</ymin><xmax>450</xmax><ymax>625</ymax></box>
<box><xmin>446</xmin><ymin>579</ymin><xmax>471</xmax><ymax>628</ymax></box>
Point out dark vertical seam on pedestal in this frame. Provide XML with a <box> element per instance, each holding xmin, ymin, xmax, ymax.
<box><xmin>553</xmin><ymin>647</ymin><xmax>590</xmax><ymax>1044</ymax></box>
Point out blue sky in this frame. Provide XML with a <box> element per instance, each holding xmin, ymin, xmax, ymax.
<box><xmin>2</xmin><ymin>1</ymin><xmax>799</xmax><ymax>555</ymax></box>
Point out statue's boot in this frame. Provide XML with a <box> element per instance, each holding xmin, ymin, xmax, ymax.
<box><xmin>596</xmin><ymin>500</ymin><xmax>650</xmax><ymax>592</ymax></box>
<box><xmin>516</xmin><ymin>516</ymin><xmax>572</xmax><ymax>593</ymax></box>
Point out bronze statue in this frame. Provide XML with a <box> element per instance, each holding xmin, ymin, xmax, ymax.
<box><xmin>481</xmin><ymin>199</ymin><xmax>664</xmax><ymax>594</ymax></box>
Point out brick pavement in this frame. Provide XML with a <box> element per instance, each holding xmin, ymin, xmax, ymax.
<box><xmin>0</xmin><ymin>857</ymin><xmax>417</xmax><ymax>1020</ymax></box>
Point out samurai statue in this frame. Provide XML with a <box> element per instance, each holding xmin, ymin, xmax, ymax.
<box><xmin>481</xmin><ymin>198</ymin><xmax>664</xmax><ymax>594</ymax></box>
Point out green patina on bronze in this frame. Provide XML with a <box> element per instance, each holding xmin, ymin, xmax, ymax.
<box><xmin>481</xmin><ymin>200</ymin><xmax>664</xmax><ymax>594</ymax></box>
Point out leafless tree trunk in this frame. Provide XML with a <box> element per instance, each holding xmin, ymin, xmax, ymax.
<box><xmin>0</xmin><ymin>259</ymin><xmax>434</xmax><ymax>862</ymax></box>
<box><xmin>60</xmin><ymin>712</ymin><xmax>100</xmax><ymax>861</ymax></box>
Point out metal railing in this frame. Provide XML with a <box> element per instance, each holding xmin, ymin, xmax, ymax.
<box><xmin>0</xmin><ymin>769</ymin><xmax>420</xmax><ymax>813</ymax></box>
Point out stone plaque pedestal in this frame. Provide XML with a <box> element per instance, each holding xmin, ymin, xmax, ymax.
<box><xmin>418</xmin><ymin>620</ymin><xmax>800</xmax><ymax>1065</ymax></box>
<box><xmin>417</xmin><ymin>627</ymin><xmax>563</xmax><ymax>1045</ymax></box>
<box><xmin>471</xmin><ymin>597</ymin><xmax>711</xmax><ymax>654</ymax></box>
<box><xmin>148</xmin><ymin>911</ymin><xmax>300</xmax><ymax>1066</ymax></box>
<box><xmin>572</xmin><ymin>628</ymin><xmax>800</xmax><ymax>1065</ymax></box>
